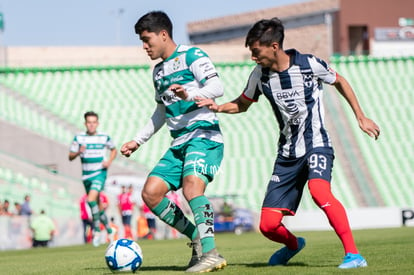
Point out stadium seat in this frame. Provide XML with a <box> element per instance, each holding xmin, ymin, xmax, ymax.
<box><xmin>331</xmin><ymin>55</ymin><xmax>413</xmax><ymax>207</ymax></box>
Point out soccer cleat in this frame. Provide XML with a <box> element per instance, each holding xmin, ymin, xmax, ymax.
<box><xmin>92</xmin><ymin>232</ymin><xmax>101</xmax><ymax>247</ymax></box>
<box><xmin>185</xmin><ymin>249</ymin><xmax>227</xmax><ymax>273</ymax></box>
<box><xmin>338</xmin><ymin>253</ymin><xmax>368</xmax><ymax>269</ymax></box>
<box><xmin>187</xmin><ymin>236</ymin><xmax>202</xmax><ymax>268</ymax></box>
<box><xmin>268</xmin><ymin>237</ymin><xmax>306</xmax><ymax>266</ymax></box>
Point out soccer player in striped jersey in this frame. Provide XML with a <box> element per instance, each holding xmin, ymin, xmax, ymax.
<box><xmin>197</xmin><ymin>18</ymin><xmax>380</xmax><ymax>269</ymax></box>
<box><xmin>120</xmin><ymin>11</ymin><xmax>226</xmax><ymax>273</ymax></box>
<box><xmin>69</xmin><ymin>111</ymin><xmax>117</xmax><ymax>247</ymax></box>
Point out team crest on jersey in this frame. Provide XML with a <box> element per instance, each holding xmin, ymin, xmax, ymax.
<box><xmin>173</xmin><ymin>57</ymin><xmax>181</xmax><ymax>71</ymax></box>
<box><xmin>302</xmin><ymin>74</ymin><xmax>313</xmax><ymax>88</ymax></box>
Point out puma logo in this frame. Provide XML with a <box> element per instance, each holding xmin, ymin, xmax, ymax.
<box><xmin>313</xmin><ymin>169</ymin><xmax>323</xmax><ymax>176</ymax></box>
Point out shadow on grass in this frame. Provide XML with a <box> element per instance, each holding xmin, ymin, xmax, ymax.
<box><xmin>83</xmin><ymin>267</ymin><xmax>113</xmax><ymax>274</ymax></box>
<box><xmin>85</xmin><ymin>265</ymin><xmax>185</xmax><ymax>273</ymax></box>
<box><xmin>140</xmin><ymin>265</ymin><xmax>185</xmax><ymax>272</ymax></box>
<box><xmin>237</xmin><ymin>261</ymin><xmax>308</xmax><ymax>268</ymax></box>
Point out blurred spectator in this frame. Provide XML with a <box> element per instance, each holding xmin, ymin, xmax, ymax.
<box><xmin>100</xmin><ymin>192</ymin><xmax>109</xmax><ymax>211</ymax></box>
<box><xmin>2</xmin><ymin>200</ymin><xmax>13</xmax><ymax>216</ymax></box>
<box><xmin>79</xmin><ymin>192</ymin><xmax>112</xmax><ymax>244</ymax></box>
<box><xmin>98</xmin><ymin>192</ymin><xmax>115</xmax><ymax>243</ymax></box>
<box><xmin>79</xmin><ymin>194</ymin><xmax>93</xmax><ymax>243</ymax></box>
<box><xmin>14</xmin><ymin>202</ymin><xmax>22</xmax><ymax>215</ymax></box>
<box><xmin>136</xmin><ymin>207</ymin><xmax>150</xmax><ymax>240</ymax></box>
<box><xmin>141</xmin><ymin>202</ymin><xmax>156</xmax><ymax>240</ymax></box>
<box><xmin>118</xmin><ymin>185</ymin><xmax>134</xmax><ymax>239</ymax></box>
<box><xmin>30</xmin><ymin>209</ymin><xmax>55</xmax><ymax>247</ymax></box>
<box><xmin>21</xmin><ymin>194</ymin><xmax>33</xmax><ymax>216</ymax></box>
<box><xmin>221</xmin><ymin>202</ymin><xmax>234</xmax><ymax>218</ymax></box>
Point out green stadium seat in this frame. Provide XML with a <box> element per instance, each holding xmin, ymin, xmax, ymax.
<box><xmin>0</xmin><ymin>167</ymin><xmax>14</xmax><ymax>183</ymax></box>
<box><xmin>331</xmin><ymin>55</ymin><xmax>414</xmax><ymax>207</ymax></box>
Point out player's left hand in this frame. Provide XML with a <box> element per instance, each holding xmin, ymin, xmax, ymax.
<box><xmin>102</xmin><ymin>160</ymin><xmax>111</xmax><ymax>168</ymax></box>
<box><xmin>169</xmin><ymin>84</ymin><xmax>188</xmax><ymax>100</ymax></box>
<box><xmin>359</xmin><ymin>117</ymin><xmax>380</xmax><ymax>140</ymax></box>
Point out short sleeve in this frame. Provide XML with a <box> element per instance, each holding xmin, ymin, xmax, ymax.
<box><xmin>106</xmin><ymin>135</ymin><xmax>116</xmax><ymax>149</ymax></box>
<box><xmin>242</xmin><ymin>66</ymin><xmax>263</xmax><ymax>102</ymax></box>
<box><xmin>187</xmin><ymin>47</ymin><xmax>219</xmax><ymax>85</ymax></box>
<box><xmin>69</xmin><ymin>136</ymin><xmax>79</xmax><ymax>152</ymax></box>
<box><xmin>309</xmin><ymin>56</ymin><xmax>337</xmax><ymax>84</ymax></box>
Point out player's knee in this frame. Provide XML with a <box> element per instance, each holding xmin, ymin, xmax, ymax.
<box><xmin>141</xmin><ymin>189</ymin><xmax>159</xmax><ymax>208</ymax></box>
<box><xmin>308</xmin><ymin>179</ymin><xmax>341</xmax><ymax>209</ymax></box>
<box><xmin>142</xmin><ymin>177</ymin><xmax>169</xmax><ymax>207</ymax></box>
<box><xmin>308</xmin><ymin>179</ymin><xmax>331</xmax><ymax>201</ymax></box>
<box><xmin>259</xmin><ymin>208</ymin><xmax>283</xmax><ymax>234</ymax></box>
<box><xmin>141</xmin><ymin>188</ymin><xmax>162</xmax><ymax>208</ymax></box>
<box><xmin>182</xmin><ymin>175</ymin><xmax>205</xmax><ymax>201</ymax></box>
<box><xmin>259</xmin><ymin>218</ymin><xmax>282</xmax><ymax>235</ymax></box>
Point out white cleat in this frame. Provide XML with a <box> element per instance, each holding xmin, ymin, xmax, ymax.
<box><xmin>92</xmin><ymin>232</ymin><xmax>101</xmax><ymax>247</ymax></box>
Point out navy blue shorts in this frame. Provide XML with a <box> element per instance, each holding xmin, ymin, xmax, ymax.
<box><xmin>121</xmin><ymin>215</ymin><xmax>132</xmax><ymax>225</ymax></box>
<box><xmin>262</xmin><ymin>147</ymin><xmax>334</xmax><ymax>214</ymax></box>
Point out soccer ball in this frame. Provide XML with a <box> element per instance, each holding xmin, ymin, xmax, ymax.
<box><xmin>105</xmin><ymin>239</ymin><xmax>143</xmax><ymax>273</ymax></box>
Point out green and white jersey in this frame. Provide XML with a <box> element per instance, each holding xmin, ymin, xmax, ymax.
<box><xmin>70</xmin><ymin>132</ymin><xmax>115</xmax><ymax>180</ymax></box>
<box><xmin>153</xmin><ymin>45</ymin><xmax>223</xmax><ymax>146</ymax></box>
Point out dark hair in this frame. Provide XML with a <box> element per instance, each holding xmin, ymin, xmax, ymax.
<box><xmin>245</xmin><ymin>17</ymin><xmax>285</xmax><ymax>48</ymax></box>
<box><xmin>135</xmin><ymin>11</ymin><xmax>173</xmax><ymax>38</ymax></box>
<box><xmin>84</xmin><ymin>111</ymin><xmax>99</xmax><ymax>120</ymax></box>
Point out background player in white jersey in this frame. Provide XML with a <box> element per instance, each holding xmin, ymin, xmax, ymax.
<box><xmin>120</xmin><ymin>11</ymin><xmax>226</xmax><ymax>273</ymax></box>
<box><xmin>69</xmin><ymin>111</ymin><xmax>117</xmax><ymax>247</ymax></box>
<box><xmin>197</xmin><ymin>18</ymin><xmax>380</xmax><ymax>269</ymax></box>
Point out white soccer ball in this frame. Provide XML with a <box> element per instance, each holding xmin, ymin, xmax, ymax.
<box><xmin>105</xmin><ymin>239</ymin><xmax>143</xmax><ymax>273</ymax></box>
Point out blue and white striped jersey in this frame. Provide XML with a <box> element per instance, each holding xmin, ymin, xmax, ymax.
<box><xmin>242</xmin><ymin>49</ymin><xmax>336</xmax><ymax>158</ymax></box>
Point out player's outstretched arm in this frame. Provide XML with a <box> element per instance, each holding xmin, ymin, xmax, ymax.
<box><xmin>196</xmin><ymin>95</ymin><xmax>252</xmax><ymax>114</ymax></box>
<box><xmin>334</xmin><ymin>73</ymin><xmax>380</xmax><ymax>140</ymax></box>
<box><xmin>170</xmin><ymin>77</ymin><xmax>224</xmax><ymax>101</ymax></box>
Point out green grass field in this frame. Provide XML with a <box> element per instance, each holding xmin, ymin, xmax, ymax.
<box><xmin>0</xmin><ymin>227</ymin><xmax>412</xmax><ymax>275</ymax></box>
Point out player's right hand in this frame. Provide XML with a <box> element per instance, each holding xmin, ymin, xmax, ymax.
<box><xmin>195</xmin><ymin>97</ymin><xmax>219</xmax><ymax>112</ymax></box>
<box><xmin>120</xmin><ymin>141</ymin><xmax>139</xmax><ymax>157</ymax></box>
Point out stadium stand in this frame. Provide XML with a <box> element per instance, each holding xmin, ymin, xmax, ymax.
<box><xmin>0</xmin><ymin>88</ymin><xmax>73</xmax><ymax>144</ymax></box>
<box><xmin>330</xmin><ymin>55</ymin><xmax>414</xmax><ymax>207</ymax></box>
<box><xmin>0</xmin><ymin>56</ymin><xmax>412</xmax><ymax>212</ymax></box>
<box><xmin>0</xmin><ymin>150</ymin><xmax>81</xmax><ymax>217</ymax></box>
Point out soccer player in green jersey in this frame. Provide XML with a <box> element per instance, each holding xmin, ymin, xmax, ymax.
<box><xmin>69</xmin><ymin>111</ymin><xmax>117</xmax><ymax>247</ymax></box>
<box><xmin>120</xmin><ymin>11</ymin><xmax>226</xmax><ymax>273</ymax></box>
